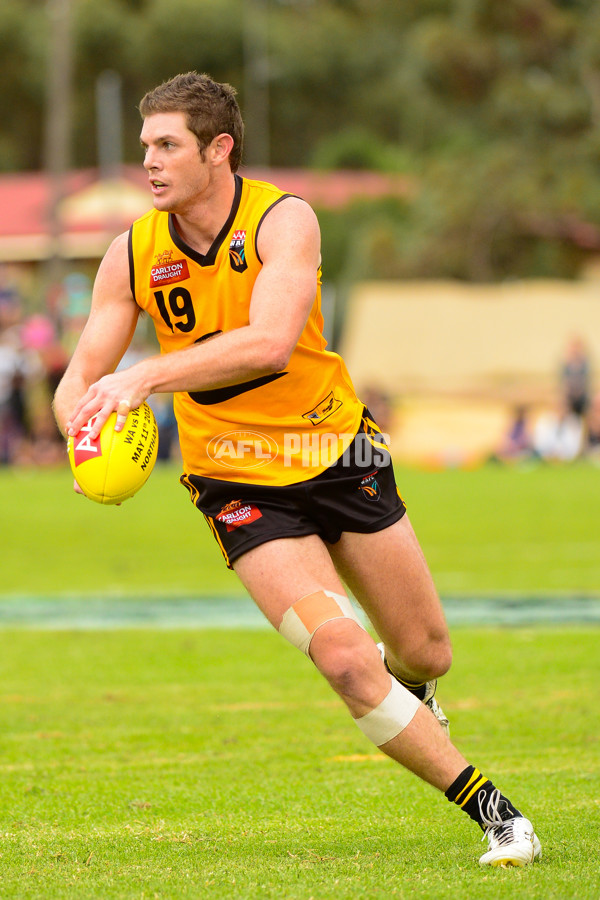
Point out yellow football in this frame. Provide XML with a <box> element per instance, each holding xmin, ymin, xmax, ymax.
<box><xmin>67</xmin><ymin>402</ymin><xmax>159</xmax><ymax>504</ymax></box>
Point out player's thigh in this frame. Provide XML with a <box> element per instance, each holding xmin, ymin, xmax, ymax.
<box><xmin>234</xmin><ymin>533</ymin><xmax>404</xmax><ymax>715</ymax></box>
<box><xmin>327</xmin><ymin>514</ymin><xmax>450</xmax><ymax>658</ymax></box>
<box><xmin>233</xmin><ymin>533</ymin><xmax>347</xmax><ymax>628</ymax></box>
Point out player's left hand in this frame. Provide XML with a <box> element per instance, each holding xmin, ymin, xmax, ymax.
<box><xmin>66</xmin><ymin>371</ymin><xmax>149</xmax><ymax>439</ymax></box>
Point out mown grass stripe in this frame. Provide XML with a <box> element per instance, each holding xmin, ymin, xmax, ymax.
<box><xmin>0</xmin><ymin>594</ymin><xmax>598</xmax><ymax>628</ymax></box>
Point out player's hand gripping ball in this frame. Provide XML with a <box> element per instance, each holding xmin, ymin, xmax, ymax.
<box><xmin>67</xmin><ymin>402</ymin><xmax>159</xmax><ymax>504</ymax></box>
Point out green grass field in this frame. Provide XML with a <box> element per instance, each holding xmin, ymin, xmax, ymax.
<box><xmin>0</xmin><ymin>628</ymin><xmax>598</xmax><ymax>899</ymax></box>
<box><xmin>0</xmin><ymin>461</ymin><xmax>599</xmax><ymax>898</ymax></box>
<box><xmin>2</xmin><ymin>459</ymin><xmax>599</xmax><ymax>598</ymax></box>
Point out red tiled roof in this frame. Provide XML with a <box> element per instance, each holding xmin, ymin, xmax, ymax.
<box><xmin>122</xmin><ymin>164</ymin><xmax>413</xmax><ymax>210</ymax></box>
<box><xmin>0</xmin><ymin>165</ymin><xmax>413</xmax><ymax>260</ymax></box>
<box><xmin>0</xmin><ymin>169</ymin><xmax>97</xmax><ymax>238</ymax></box>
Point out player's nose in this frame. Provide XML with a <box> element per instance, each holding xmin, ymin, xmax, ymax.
<box><xmin>143</xmin><ymin>148</ymin><xmax>159</xmax><ymax>171</ymax></box>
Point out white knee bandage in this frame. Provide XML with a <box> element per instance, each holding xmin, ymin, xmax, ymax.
<box><xmin>278</xmin><ymin>589</ymin><xmax>364</xmax><ymax>656</ymax></box>
<box><xmin>354</xmin><ymin>675</ymin><xmax>421</xmax><ymax>746</ymax></box>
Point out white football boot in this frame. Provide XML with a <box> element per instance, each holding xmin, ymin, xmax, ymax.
<box><xmin>376</xmin><ymin>642</ymin><xmax>450</xmax><ymax>735</ymax></box>
<box><xmin>479</xmin><ymin>789</ymin><xmax>542</xmax><ymax>867</ymax></box>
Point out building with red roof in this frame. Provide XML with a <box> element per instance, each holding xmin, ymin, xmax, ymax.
<box><xmin>0</xmin><ymin>165</ymin><xmax>412</xmax><ymax>264</ymax></box>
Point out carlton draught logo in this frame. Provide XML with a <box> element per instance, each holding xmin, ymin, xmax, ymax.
<box><xmin>149</xmin><ymin>258</ymin><xmax>190</xmax><ymax>287</ymax></box>
<box><xmin>72</xmin><ymin>415</ymin><xmax>103</xmax><ymax>467</ymax></box>
<box><xmin>216</xmin><ymin>499</ymin><xmax>263</xmax><ymax>532</ymax></box>
<box><xmin>207</xmin><ymin>430</ymin><xmax>278</xmax><ymax>469</ymax></box>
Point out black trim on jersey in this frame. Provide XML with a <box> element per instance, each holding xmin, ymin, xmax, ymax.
<box><xmin>254</xmin><ymin>194</ymin><xmax>298</xmax><ymax>264</ymax></box>
<box><xmin>195</xmin><ymin>330</ymin><xmax>223</xmax><ymax>344</ymax></box>
<box><xmin>188</xmin><ymin>330</ymin><xmax>288</xmax><ymax>404</ymax></box>
<box><xmin>188</xmin><ymin>371</ymin><xmax>288</xmax><ymax>405</ymax></box>
<box><xmin>168</xmin><ymin>173</ymin><xmax>243</xmax><ymax>267</ymax></box>
<box><xmin>128</xmin><ymin>226</ymin><xmax>137</xmax><ymax>304</ymax></box>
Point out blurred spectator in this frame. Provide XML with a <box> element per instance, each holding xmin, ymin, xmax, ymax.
<box><xmin>20</xmin><ymin>312</ymin><xmax>68</xmax><ymax>462</ymax></box>
<box><xmin>150</xmin><ymin>394</ymin><xmax>180</xmax><ymax>462</ymax></box>
<box><xmin>0</xmin><ymin>339</ymin><xmax>27</xmax><ymax>464</ymax></box>
<box><xmin>560</xmin><ymin>336</ymin><xmax>591</xmax><ymax>419</ymax></box>
<box><xmin>532</xmin><ymin>401</ymin><xmax>584</xmax><ymax>462</ymax></box>
<box><xmin>584</xmin><ymin>392</ymin><xmax>600</xmax><ymax>460</ymax></box>
<box><xmin>490</xmin><ymin>404</ymin><xmax>535</xmax><ymax>463</ymax></box>
<box><xmin>21</xmin><ymin>313</ymin><xmax>68</xmax><ymax>395</ymax></box>
<box><xmin>0</xmin><ymin>264</ymin><xmax>23</xmax><ymax>314</ymax></box>
<box><xmin>0</xmin><ymin>281</ymin><xmax>27</xmax><ymax>464</ymax></box>
<box><xmin>361</xmin><ymin>385</ymin><xmax>393</xmax><ymax>434</ymax></box>
<box><xmin>0</xmin><ymin>266</ymin><xmax>72</xmax><ymax>465</ymax></box>
<box><xmin>59</xmin><ymin>272</ymin><xmax>93</xmax><ymax>356</ymax></box>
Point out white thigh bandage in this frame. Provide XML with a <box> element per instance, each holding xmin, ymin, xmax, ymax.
<box><xmin>354</xmin><ymin>675</ymin><xmax>421</xmax><ymax>746</ymax></box>
<box><xmin>278</xmin><ymin>589</ymin><xmax>365</xmax><ymax>656</ymax></box>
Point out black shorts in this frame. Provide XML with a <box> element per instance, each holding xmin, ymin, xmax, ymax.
<box><xmin>181</xmin><ymin>411</ymin><xmax>406</xmax><ymax>568</ymax></box>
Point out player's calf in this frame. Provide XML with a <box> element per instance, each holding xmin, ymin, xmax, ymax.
<box><xmin>378</xmin><ymin>642</ymin><xmax>450</xmax><ymax>734</ymax></box>
<box><xmin>382</xmin><ymin>631</ymin><xmax>453</xmax><ymax>684</ymax></box>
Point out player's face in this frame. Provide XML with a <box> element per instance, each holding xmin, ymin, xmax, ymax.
<box><xmin>140</xmin><ymin>111</ymin><xmax>211</xmax><ymax>213</ymax></box>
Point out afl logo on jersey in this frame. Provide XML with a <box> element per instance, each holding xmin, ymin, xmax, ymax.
<box><xmin>229</xmin><ymin>230</ymin><xmax>248</xmax><ymax>272</ymax></box>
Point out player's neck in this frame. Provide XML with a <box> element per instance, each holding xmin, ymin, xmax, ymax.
<box><xmin>172</xmin><ymin>171</ymin><xmax>236</xmax><ymax>256</ymax></box>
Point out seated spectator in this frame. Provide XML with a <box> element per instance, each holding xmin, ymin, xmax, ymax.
<box><xmin>532</xmin><ymin>401</ymin><xmax>584</xmax><ymax>462</ymax></box>
<box><xmin>584</xmin><ymin>393</ymin><xmax>600</xmax><ymax>460</ymax></box>
<box><xmin>0</xmin><ymin>295</ymin><xmax>27</xmax><ymax>465</ymax></box>
<box><xmin>491</xmin><ymin>404</ymin><xmax>534</xmax><ymax>463</ymax></box>
<box><xmin>560</xmin><ymin>336</ymin><xmax>591</xmax><ymax>419</ymax></box>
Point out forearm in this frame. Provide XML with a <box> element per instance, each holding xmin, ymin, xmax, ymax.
<box><xmin>135</xmin><ymin>325</ymin><xmax>286</xmax><ymax>396</ymax></box>
<box><xmin>64</xmin><ymin>323</ymin><xmax>291</xmax><ymax>439</ymax></box>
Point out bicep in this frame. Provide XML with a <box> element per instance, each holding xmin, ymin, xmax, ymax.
<box><xmin>250</xmin><ymin>198</ymin><xmax>321</xmax><ymax>343</ymax></box>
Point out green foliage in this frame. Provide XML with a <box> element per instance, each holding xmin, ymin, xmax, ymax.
<box><xmin>5</xmin><ymin>0</ymin><xmax>600</xmax><ymax>278</ymax></box>
<box><xmin>312</xmin><ymin>129</ymin><xmax>389</xmax><ymax>172</ymax></box>
<box><xmin>0</xmin><ymin>2</ymin><xmax>46</xmax><ymax>169</ymax></box>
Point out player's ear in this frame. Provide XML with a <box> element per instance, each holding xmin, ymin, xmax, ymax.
<box><xmin>211</xmin><ymin>133</ymin><xmax>234</xmax><ymax>166</ymax></box>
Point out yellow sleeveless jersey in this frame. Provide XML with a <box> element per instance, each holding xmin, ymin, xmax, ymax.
<box><xmin>129</xmin><ymin>174</ymin><xmax>363</xmax><ymax>486</ymax></box>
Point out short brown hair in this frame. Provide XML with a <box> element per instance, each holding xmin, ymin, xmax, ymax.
<box><xmin>139</xmin><ymin>72</ymin><xmax>244</xmax><ymax>172</ymax></box>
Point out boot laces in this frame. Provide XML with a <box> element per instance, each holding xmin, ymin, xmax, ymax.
<box><xmin>478</xmin><ymin>788</ymin><xmax>519</xmax><ymax>845</ymax></box>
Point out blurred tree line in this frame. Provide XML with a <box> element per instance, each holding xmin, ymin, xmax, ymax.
<box><xmin>3</xmin><ymin>0</ymin><xmax>600</xmax><ymax>281</ymax></box>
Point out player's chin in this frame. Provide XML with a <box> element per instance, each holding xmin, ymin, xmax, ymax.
<box><xmin>151</xmin><ymin>191</ymin><xmax>173</xmax><ymax>211</ymax></box>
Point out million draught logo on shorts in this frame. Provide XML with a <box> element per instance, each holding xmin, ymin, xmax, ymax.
<box><xmin>229</xmin><ymin>230</ymin><xmax>248</xmax><ymax>272</ymax></box>
<box><xmin>216</xmin><ymin>499</ymin><xmax>263</xmax><ymax>532</ymax></box>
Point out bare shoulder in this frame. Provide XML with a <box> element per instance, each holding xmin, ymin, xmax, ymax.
<box><xmin>262</xmin><ymin>195</ymin><xmax>319</xmax><ymax>233</ymax></box>
<box><xmin>94</xmin><ymin>230</ymin><xmax>132</xmax><ymax>293</ymax></box>
<box><xmin>257</xmin><ymin>196</ymin><xmax>320</xmax><ymax>262</ymax></box>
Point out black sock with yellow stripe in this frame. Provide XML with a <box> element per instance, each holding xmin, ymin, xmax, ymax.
<box><xmin>396</xmin><ymin>677</ymin><xmax>428</xmax><ymax>700</ymax></box>
<box><xmin>445</xmin><ymin>765</ymin><xmax>522</xmax><ymax>830</ymax></box>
